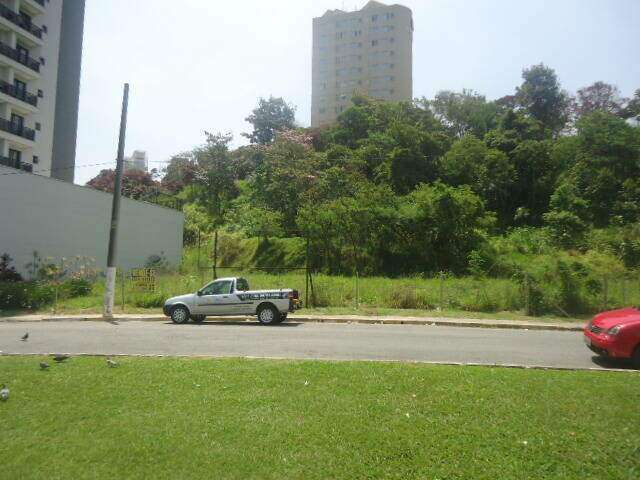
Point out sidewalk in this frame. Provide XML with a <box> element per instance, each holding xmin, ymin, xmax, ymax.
<box><xmin>0</xmin><ymin>312</ymin><xmax>584</xmax><ymax>332</ymax></box>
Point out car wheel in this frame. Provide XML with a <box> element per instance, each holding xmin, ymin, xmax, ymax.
<box><xmin>257</xmin><ymin>304</ymin><xmax>279</xmax><ymax>325</ymax></box>
<box><xmin>171</xmin><ymin>305</ymin><xmax>190</xmax><ymax>324</ymax></box>
<box><xmin>191</xmin><ymin>314</ymin><xmax>206</xmax><ymax>323</ymax></box>
<box><xmin>632</xmin><ymin>346</ymin><xmax>640</xmax><ymax>370</ymax></box>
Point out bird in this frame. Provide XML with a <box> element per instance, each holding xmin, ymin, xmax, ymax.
<box><xmin>0</xmin><ymin>384</ymin><xmax>9</xmax><ymax>401</ymax></box>
<box><xmin>52</xmin><ymin>354</ymin><xmax>70</xmax><ymax>363</ymax></box>
<box><xmin>106</xmin><ymin>358</ymin><xmax>118</xmax><ymax>368</ymax></box>
<box><xmin>39</xmin><ymin>362</ymin><xmax>50</xmax><ymax>370</ymax></box>
<box><xmin>21</xmin><ymin>332</ymin><xmax>29</xmax><ymax>341</ymax></box>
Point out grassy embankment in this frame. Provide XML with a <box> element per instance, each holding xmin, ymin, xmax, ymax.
<box><xmin>1</xmin><ymin>356</ymin><xmax>638</xmax><ymax>479</ymax></box>
<box><xmin>24</xmin><ymin>232</ymin><xmax>638</xmax><ymax>322</ymax></box>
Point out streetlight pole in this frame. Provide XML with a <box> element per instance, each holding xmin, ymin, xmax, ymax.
<box><xmin>103</xmin><ymin>83</ymin><xmax>130</xmax><ymax>318</ymax></box>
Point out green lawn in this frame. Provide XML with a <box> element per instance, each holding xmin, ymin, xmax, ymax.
<box><xmin>1</xmin><ymin>357</ymin><xmax>638</xmax><ymax>479</ymax></box>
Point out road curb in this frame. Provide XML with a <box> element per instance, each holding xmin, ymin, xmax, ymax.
<box><xmin>0</xmin><ymin>352</ymin><xmax>633</xmax><ymax>373</ymax></box>
<box><xmin>0</xmin><ymin>314</ymin><xmax>583</xmax><ymax>332</ymax></box>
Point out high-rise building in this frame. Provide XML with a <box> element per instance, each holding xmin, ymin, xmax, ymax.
<box><xmin>311</xmin><ymin>0</ymin><xmax>413</xmax><ymax>128</ymax></box>
<box><xmin>0</xmin><ymin>0</ymin><xmax>85</xmax><ymax>182</ymax></box>
<box><xmin>124</xmin><ymin>150</ymin><xmax>149</xmax><ymax>173</ymax></box>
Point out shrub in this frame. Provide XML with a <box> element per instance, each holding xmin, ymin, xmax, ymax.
<box><xmin>133</xmin><ymin>292</ymin><xmax>166</xmax><ymax>308</ymax></box>
<box><xmin>0</xmin><ymin>282</ymin><xmax>55</xmax><ymax>310</ymax></box>
<box><xmin>388</xmin><ymin>287</ymin><xmax>420</xmax><ymax>309</ymax></box>
<box><xmin>61</xmin><ymin>278</ymin><xmax>93</xmax><ymax>298</ymax></box>
<box><xmin>0</xmin><ymin>254</ymin><xmax>23</xmax><ymax>282</ymax></box>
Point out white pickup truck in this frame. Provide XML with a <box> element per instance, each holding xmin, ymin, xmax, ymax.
<box><xmin>163</xmin><ymin>277</ymin><xmax>301</xmax><ymax>325</ymax></box>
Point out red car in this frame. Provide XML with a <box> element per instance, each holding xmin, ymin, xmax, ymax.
<box><xmin>584</xmin><ymin>307</ymin><xmax>640</xmax><ymax>368</ymax></box>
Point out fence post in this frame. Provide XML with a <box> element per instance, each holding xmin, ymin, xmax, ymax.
<box><xmin>524</xmin><ymin>274</ymin><xmax>530</xmax><ymax>316</ymax></box>
<box><xmin>213</xmin><ymin>230</ymin><xmax>218</xmax><ymax>280</ymax></box>
<box><xmin>121</xmin><ymin>269</ymin><xmax>126</xmax><ymax>312</ymax></box>
<box><xmin>439</xmin><ymin>272</ymin><xmax>445</xmax><ymax>311</ymax></box>
<box><xmin>355</xmin><ymin>270</ymin><xmax>359</xmax><ymax>310</ymax></box>
<box><xmin>305</xmin><ymin>237</ymin><xmax>310</xmax><ymax>308</ymax></box>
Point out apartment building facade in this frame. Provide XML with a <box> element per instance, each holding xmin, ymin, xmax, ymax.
<box><xmin>311</xmin><ymin>0</ymin><xmax>413</xmax><ymax>128</ymax></box>
<box><xmin>124</xmin><ymin>150</ymin><xmax>149</xmax><ymax>173</ymax></box>
<box><xmin>0</xmin><ymin>0</ymin><xmax>85</xmax><ymax>182</ymax></box>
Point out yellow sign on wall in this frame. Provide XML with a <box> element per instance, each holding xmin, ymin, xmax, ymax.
<box><xmin>129</xmin><ymin>268</ymin><xmax>156</xmax><ymax>292</ymax></box>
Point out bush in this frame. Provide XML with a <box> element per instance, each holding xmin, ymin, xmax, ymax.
<box><xmin>133</xmin><ymin>292</ymin><xmax>166</xmax><ymax>308</ymax></box>
<box><xmin>0</xmin><ymin>281</ymin><xmax>55</xmax><ymax>310</ymax></box>
<box><xmin>61</xmin><ymin>278</ymin><xmax>93</xmax><ymax>298</ymax></box>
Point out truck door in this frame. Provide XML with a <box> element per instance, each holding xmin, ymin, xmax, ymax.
<box><xmin>194</xmin><ymin>279</ymin><xmax>236</xmax><ymax>316</ymax></box>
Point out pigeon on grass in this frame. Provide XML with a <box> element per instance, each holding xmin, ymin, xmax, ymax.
<box><xmin>40</xmin><ymin>362</ymin><xmax>50</xmax><ymax>370</ymax></box>
<box><xmin>0</xmin><ymin>384</ymin><xmax>9</xmax><ymax>401</ymax></box>
<box><xmin>21</xmin><ymin>333</ymin><xmax>29</xmax><ymax>341</ymax></box>
<box><xmin>106</xmin><ymin>358</ymin><xmax>119</xmax><ymax>368</ymax></box>
<box><xmin>53</xmin><ymin>354</ymin><xmax>70</xmax><ymax>363</ymax></box>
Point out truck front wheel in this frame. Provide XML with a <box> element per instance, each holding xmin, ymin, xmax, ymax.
<box><xmin>257</xmin><ymin>304</ymin><xmax>279</xmax><ymax>325</ymax></box>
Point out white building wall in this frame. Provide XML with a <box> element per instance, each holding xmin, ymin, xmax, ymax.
<box><xmin>0</xmin><ymin>165</ymin><xmax>184</xmax><ymax>276</ymax></box>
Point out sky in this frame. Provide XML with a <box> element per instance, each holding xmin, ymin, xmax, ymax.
<box><xmin>74</xmin><ymin>0</ymin><xmax>640</xmax><ymax>184</ymax></box>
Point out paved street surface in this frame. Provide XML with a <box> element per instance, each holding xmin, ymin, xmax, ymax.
<box><xmin>0</xmin><ymin>320</ymin><xmax>632</xmax><ymax>370</ymax></box>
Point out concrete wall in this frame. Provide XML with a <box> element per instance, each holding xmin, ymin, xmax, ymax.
<box><xmin>0</xmin><ymin>165</ymin><xmax>184</xmax><ymax>276</ymax></box>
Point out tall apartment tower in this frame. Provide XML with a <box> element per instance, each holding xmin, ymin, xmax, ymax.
<box><xmin>311</xmin><ymin>0</ymin><xmax>413</xmax><ymax>128</ymax></box>
<box><xmin>0</xmin><ymin>0</ymin><xmax>85</xmax><ymax>182</ymax></box>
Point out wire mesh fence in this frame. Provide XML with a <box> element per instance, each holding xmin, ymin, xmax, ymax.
<box><xmin>1</xmin><ymin>251</ymin><xmax>638</xmax><ymax>318</ymax></box>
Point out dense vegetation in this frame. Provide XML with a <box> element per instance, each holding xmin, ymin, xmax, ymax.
<box><xmin>82</xmin><ymin>64</ymin><xmax>640</xmax><ymax>315</ymax></box>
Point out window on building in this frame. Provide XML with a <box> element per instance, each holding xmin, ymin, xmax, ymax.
<box><xmin>32</xmin><ymin>156</ymin><xmax>39</xmax><ymax>164</ymax></box>
<box><xmin>11</xmin><ymin>113</ymin><xmax>24</xmax><ymax>131</ymax></box>
<box><xmin>352</xmin><ymin>30</ymin><xmax>362</xmax><ymax>37</ymax></box>
<box><xmin>37</xmin><ymin>89</ymin><xmax>43</xmax><ymax>98</ymax></box>
<box><xmin>13</xmin><ymin>79</ymin><xmax>26</xmax><ymax>98</ymax></box>
<box><xmin>371</xmin><ymin>39</ymin><xmax>378</xmax><ymax>46</ymax></box>
<box><xmin>35</xmin><ymin>122</ymin><xmax>41</xmax><ymax>131</ymax></box>
<box><xmin>371</xmin><ymin>14</ymin><xmax>378</xmax><ymax>22</ymax></box>
<box><xmin>319</xmin><ymin>107</ymin><xmax>326</xmax><ymax>114</ymax></box>
<box><xmin>16</xmin><ymin>44</ymin><xmax>29</xmax><ymax>63</ymax></box>
<box><xmin>8</xmin><ymin>149</ymin><xmax>21</xmax><ymax>167</ymax></box>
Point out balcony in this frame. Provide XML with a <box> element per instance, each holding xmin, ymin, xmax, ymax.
<box><xmin>0</xmin><ymin>3</ymin><xmax>43</xmax><ymax>39</ymax></box>
<box><xmin>0</xmin><ymin>117</ymin><xmax>35</xmax><ymax>141</ymax></box>
<box><xmin>0</xmin><ymin>79</ymin><xmax>37</xmax><ymax>107</ymax></box>
<box><xmin>0</xmin><ymin>40</ymin><xmax>40</xmax><ymax>72</ymax></box>
<box><xmin>0</xmin><ymin>155</ymin><xmax>32</xmax><ymax>172</ymax></box>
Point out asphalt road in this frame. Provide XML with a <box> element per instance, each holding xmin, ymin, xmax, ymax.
<box><xmin>0</xmin><ymin>320</ymin><xmax>633</xmax><ymax>370</ymax></box>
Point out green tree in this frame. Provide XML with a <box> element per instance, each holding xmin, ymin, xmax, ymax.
<box><xmin>429</xmin><ymin>89</ymin><xmax>500</xmax><ymax>139</ymax></box>
<box><xmin>438</xmin><ymin>136</ymin><xmax>514</xmax><ymax>225</ymax></box>
<box><xmin>567</xmin><ymin>112</ymin><xmax>640</xmax><ymax>226</ymax></box>
<box><xmin>396</xmin><ymin>183</ymin><xmax>495</xmax><ymax>273</ymax></box>
<box><xmin>249</xmin><ymin>135</ymin><xmax>319</xmax><ymax>234</ymax></box>
<box><xmin>516</xmin><ymin>63</ymin><xmax>570</xmax><ymax>134</ymax></box>
<box><xmin>243</xmin><ymin>96</ymin><xmax>296</xmax><ymax>145</ymax></box>
<box><xmin>190</xmin><ymin>132</ymin><xmax>239</xmax><ymax>229</ymax></box>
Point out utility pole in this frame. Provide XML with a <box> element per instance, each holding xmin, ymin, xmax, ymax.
<box><xmin>103</xmin><ymin>83</ymin><xmax>130</xmax><ymax>318</ymax></box>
